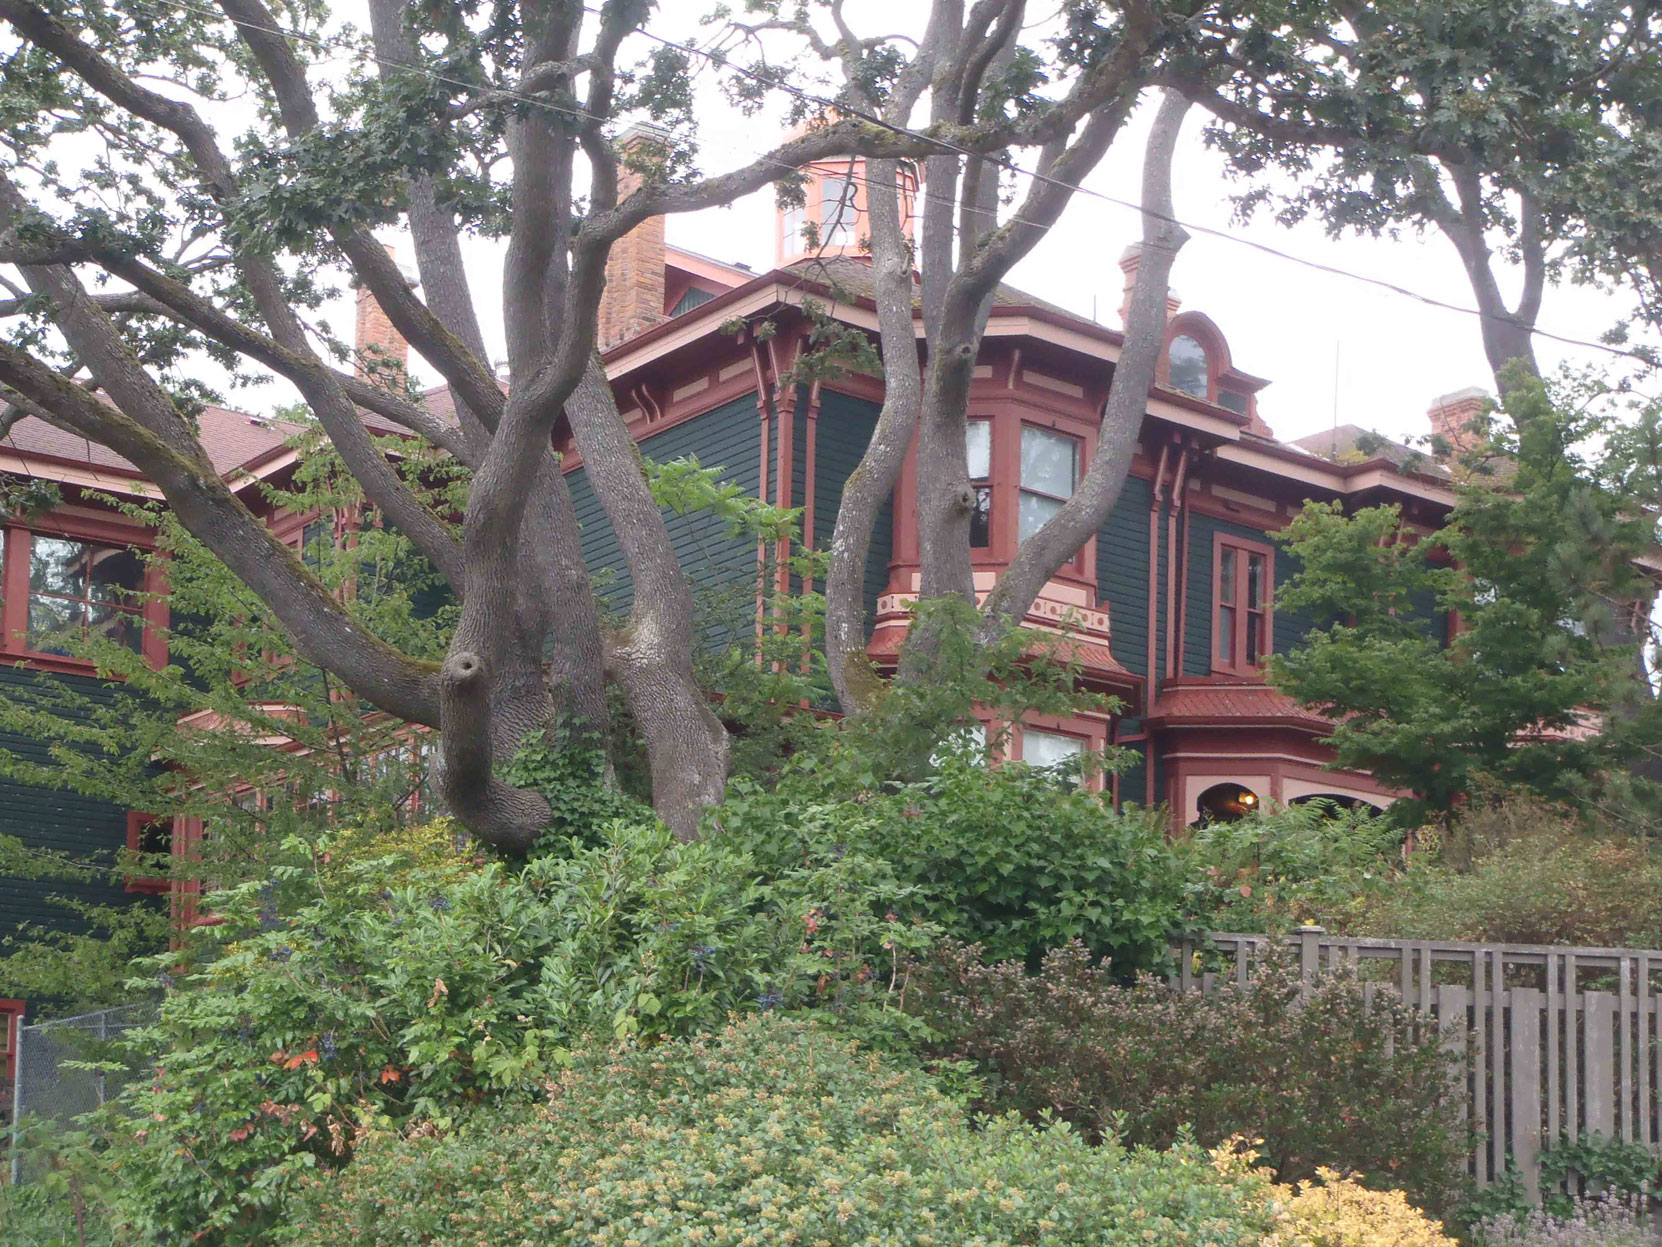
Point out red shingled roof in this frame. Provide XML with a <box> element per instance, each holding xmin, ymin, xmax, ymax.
<box><xmin>1</xmin><ymin>405</ymin><xmax>300</xmax><ymax>477</ymax></box>
<box><xmin>1146</xmin><ymin>678</ymin><xmax>1333</xmax><ymax>730</ymax></box>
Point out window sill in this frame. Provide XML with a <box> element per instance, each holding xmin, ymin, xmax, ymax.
<box><xmin>2</xmin><ymin>648</ymin><xmax>154</xmax><ymax>678</ymax></box>
<box><xmin>124</xmin><ymin>878</ymin><xmax>170</xmax><ymax>896</ymax></box>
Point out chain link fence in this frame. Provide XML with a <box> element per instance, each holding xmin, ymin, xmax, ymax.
<box><xmin>7</xmin><ymin>1002</ymin><xmax>155</xmax><ymax>1185</ymax></box>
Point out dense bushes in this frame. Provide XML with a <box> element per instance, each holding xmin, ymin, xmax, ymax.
<box><xmin>917</xmin><ymin>941</ymin><xmax>1469</xmax><ymax>1217</ymax></box>
<box><xmin>1360</xmin><ymin>805</ymin><xmax>1662</xmax><ymax>947</ymax></box>
<box><xmin>91</xmin><ymin>820</ymin><xmax>930</xmax><ymax>1244</ymax></box>
<box><xmin>278</xmin><ymin>1015</ymin><xmax>1287</xmax><ymax>1247</ymax></box>
<box><xmin>719</xmin><ymin>750</ymin><xmax>1191</xmax><ymax>969</ymax></box>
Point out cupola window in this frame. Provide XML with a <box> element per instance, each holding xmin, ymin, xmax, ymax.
<box><xmin>1168</xmin><ymin>334</ymin><xmax>1210</xmax><ymax>398</ymax></box>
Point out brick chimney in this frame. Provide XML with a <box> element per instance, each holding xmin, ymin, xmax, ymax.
<box><xmin>353</xmin><ymin>245</ymin><xmax>409</xmax><ymax>383</ymax></box>
<box><xmin>1118</xmin><ymin>243</ymin><xmax>1182</xmax><ymax>330</ymax></box>
<box><xmin>1427</xmin><ymin>386</ymin><xmax>1490</xmax><ymax>458</ymax></box>
<box><xmin>598</xmin><ymin>124</ymin><xmax>670</xmax><ymax>352</ymax></box>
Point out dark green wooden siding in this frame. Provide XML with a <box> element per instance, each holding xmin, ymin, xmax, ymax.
<box><xmin>0</xmin><ymin>667</ymin><xmax>145</xmax><ymax>947</ymax></box>
<box><xmin>566</xmin><ymin>392</ymin><xmax>763</xmax><ymax>647</ymax></box>
<box><xmin>810</xmin><ymin>389</ymin><xmax>892</xmax><ymax>631</ymax></box>
<box><xmin>1096</xmin><ymin>475</ymin><xmax>1152</xmax><ymax>677</ymax></box>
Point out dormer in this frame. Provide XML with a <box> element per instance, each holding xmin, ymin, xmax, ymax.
<box><xmin>776</xmin><ymin>154</ymin><xmax>919</xmax><ymax>265</ymax></box>
<box><xmin>1159</xmin><ymin>310</ymin><xmax>1271</xmax><ymax>436</ymax></box>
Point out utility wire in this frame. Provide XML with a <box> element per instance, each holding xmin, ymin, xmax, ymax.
<box><xmin>73</xmin><ymin>0</ymin><xmax>1662</xmax><ymax>367</ymax></box>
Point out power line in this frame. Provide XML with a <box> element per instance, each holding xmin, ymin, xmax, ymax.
<box><xmin>76</xmin><ymin>0</ymin><xmax>1662</xmax><ymax>368</ymax></box>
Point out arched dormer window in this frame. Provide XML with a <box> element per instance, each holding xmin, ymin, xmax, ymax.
<box><xmin>1168</xmin><ymin>334</ymin><xmax>1210</xmax><ymax>399</ymax></box>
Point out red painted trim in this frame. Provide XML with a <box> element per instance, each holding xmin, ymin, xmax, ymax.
<box><xmin>1144</xmin><ymin>442</ymin><xmax>1170</xmax><ymax>807</ymax></box>
<box><xmin>1210</xmin><ymin>531</ymin><xmax>1276</xmax><ymax>675</ymax></box>
<box><xmin>749</xmin><ymin>337</ymin><xmax>775</xmax><ymax>650</ymax></box>
<box><xmin>1</xmin><ymin>996</ymin><xmax>22</xmax><ymax>1094</ymax></box>
<box><xmin>1163</xmin><ymin>447</ymin><xmax>1192</xmax><ymax>679</ymax></box>
<box><xmin>124</xmin><ymin>811</ymin><xmax>171</xmax><ymax>895</ymax></box>
<box><xmin>1173</xmin><ymin>452</ymin><xmax>1196</xmax><ymax>678</ymax></box>
<box><xmin>0</xmin><ymin>513</ymin><xmax>166</xmax><ymax>676</ymax></box>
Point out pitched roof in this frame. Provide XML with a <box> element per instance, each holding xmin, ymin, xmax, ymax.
<box><xmin>1</xmin><ymin>405</ymin><xmax>300</xmax><ymax>478</ymax></box>
<box><xmin>1146</xmin><ymin>677</ymin><xmax>1333</xmax><ymax>731</ymax></box>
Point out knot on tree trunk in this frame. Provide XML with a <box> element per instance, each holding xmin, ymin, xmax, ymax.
<box><xmin>441</xmin><ymin>650</ymin><xmax>485</xmax><ymax>692</ymax></box>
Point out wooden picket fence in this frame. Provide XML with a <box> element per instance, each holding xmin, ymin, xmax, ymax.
<box><xmin>1173</xmin><ymin>928</ymin><xmax>1662</xmax><ymax>1201</ymax></box>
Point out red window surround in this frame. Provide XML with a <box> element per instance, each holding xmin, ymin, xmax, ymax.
<box><xmin>124</xmin><ymin>812</ymin><xmax>173</xmax><ymax>895</ymax></box>
<box><xmin>0</xmin><ymin>520</ymin><xmax>168</xmax><ymax>675</ymax></box>
<box><xmin>1</xmin><ymin>997</ymin><xmax>22</xmax><ymax>1097</ymax></box>
<box><xmin>1213</xmin><ymin>533</ymin><xmax>1274</xmax><ymax>675</ymax></box>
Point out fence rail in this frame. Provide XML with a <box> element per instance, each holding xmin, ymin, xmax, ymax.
<box><xmin>1174</xmin><ymin>928</ymin><xmax>1662</xmax><ymax>1202</ymax></box>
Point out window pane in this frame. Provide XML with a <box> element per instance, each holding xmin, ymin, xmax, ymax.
<box><xmin>970</xmin><ymin>485</ymin><xmax>992</xmax><ymax>547</ymax></box>
<box><xmin>1018</xmin><ymin>491</ymin><xmax>1063</xmax><ymax>542</ymax></box>
<box><xmin>1246</xmin><ymin>553</ymin><xmax>1263</xmax><ymax>609</ymax></box>
<box><xmin>1023</xmin><ymin>728</ymin><xmax>1083</xmax><ymax>769</ymax></box>
<box><xmin>90</xmin><ymin>600</ymin><xmax>144</xmax><ymax>653</ymax></box>
<box><xmin>820</xmin><ymin>174</ymin><xmax>855</xmax><ymax>244</ymax></box>
<box><xmin>1020</xmin><ymin>426</ymin><xmax>1076</xmax><ymax>498</ymax></box>
<box><xmin>89</xmin><ymin>546</ymin><xmax>144</xmax><ymax>605</ymax></box>
<box><xmin>1169</xmin><ymin>335</ymin><xmax>1209</xmax><ymax>397</ymax></box>
<box><xmin>28</xmin><ymin>595</ymin><xmax>80</xmax><ymax>654</ymax></box>
<box><xmin>1218</xmin><ymin>604</ymin><xmax>1235</xmax><ymax>664</ymax></box>
<box><xmin>1219</xmin><ymin>549</ymin><xmax>1235</xmax><ymax>602</ymax></box>
<box><xmin>1218</xmin><ymin>389</ymin><xmax>1248</xmax><ymax>415</ymax></box>
<box><xmin>31</xmin><ymin>536</ymin><xmax>86</xmax><ymax>596</ymax></box>
<box><xmin>965</xmin><ymin>421</ymin><xmax>991</xmax><ymax>480</ymax></box>
<box><xmin>1246</xmin><ymin>610</ymin><xmax>1263</xmax><ymax>665</ymax></box>
<box><xmin>781</xmin><ymin>205</ymin><xmax>804</xmax><ymax>255</ymax></box>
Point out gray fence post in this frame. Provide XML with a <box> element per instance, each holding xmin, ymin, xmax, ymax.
<box><xmin>1293</xmin><ymin>925</ymin><xmax>1325</xmax><ymax>990</ymax></box>
<box><xmin>8</xmin><ymin>1016</ymin><xmax>22</xmax><ymax>1187</ymax></box>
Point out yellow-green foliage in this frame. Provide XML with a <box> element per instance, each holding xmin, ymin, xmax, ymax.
<box><xmin>316</xmin><ymin>817</ymin><xmax>479</xmax><ymax>895</ymax></box>
<box><xmin>1265</xmin><ymin>1167</ymin><xmax>1458</xmax><ymax>1247</ymax></box>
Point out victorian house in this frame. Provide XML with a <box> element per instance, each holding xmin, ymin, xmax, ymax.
<box><xmin>0</xmin><ymin>148</ymin><xmax>1475</xmax><ymax>1056</ymax></box>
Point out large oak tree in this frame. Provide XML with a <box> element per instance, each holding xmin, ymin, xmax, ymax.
<box><xmin>0</xmin><ymin>0</ymin><xmax>1656</xmax><ymax>850</ymax></box>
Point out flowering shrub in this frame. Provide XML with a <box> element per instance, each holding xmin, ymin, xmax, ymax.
<box><xmin>917</xmin><ymin>941</ymin><xmax>1468</xmax><ymax>1217</ymax></box>
<box><xmin>80</xmin><ymin>819</ymin><xmax>933</xmax><ymax>1245</ymax></box>
<box><xmin>278</xmin><ymin>1015</ymin><xmax>1284</xmax><ymax>1247</ymax></box>
<box><xmin>1475</xmin><ymin>1194</ymin><xmax>1651</xmax><ymax>1246</ymax></box>
<box><xmin>1266</xmin><ymin>1168</ymin><xmax>1458</xmax><ymax>1246</ymax></box>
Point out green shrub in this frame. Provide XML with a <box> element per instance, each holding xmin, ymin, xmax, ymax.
<box><xmin>83</xmin><ymin>819</ymin><xmax>932</xmax><ymax>1245</ymax></box>
<box><xmin>1361</xmin><ymin>803</ymin><xmax>1662</xmax><ymax>947</ymax></box>
<box><xmin>1186</xmin><ymin>801</ymin><xmax>1405</xmax><ymax>933</ymax></box>
<box><xmin>277</xmin><ymin>1015</ymin><xmax>1283</xmax><ymax>1247</ymax></box>
<box><xmin>718</xmin><ymin>750</ymin><xmax>1191</xmax><ymax>969</ymax></box>
<box><xmin>917</xmin><ymin>941</ymin><xmax>1469</xmax><ymax>1218</ymax></box>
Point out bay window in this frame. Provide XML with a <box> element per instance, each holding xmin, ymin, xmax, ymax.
<box><xmin>1018</xmin><ymin>425</ymin><xmax>1078</xmax><ymax>543</ymax></box>
<box><xmin>819</xmin><ymin>173</ymin><xmax>856</xmax><ymax>247</ymax></box>
<box><xmin>1215</xmin><ymin>535</ymin><xmax>1273</xmax><ymax>674</ymax></box>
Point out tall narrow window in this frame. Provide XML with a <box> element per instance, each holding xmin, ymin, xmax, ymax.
<box><xmin>819</xmin><ymin>173</ymin><xmax>856</xmax><ymax>247</ymax></box>
<box><xmin>1168</xmin><ymin>335</ymin><xmax>1210</xmax><ymax>398</ymax></box>
<box><xmin>780</xmin><ymin>203</ymin><xmax>805</xmax><ymax>257</ymax></box>
<box><xmin>1215</xmin><ymin>536</ymin><xmax>1273</xmax><ymax>674</ymax></box>
<box><xmin>966</xmin><ymin>421</ymin><xmax>992</xmax><ymax>547</ymax></box>
<box><xmin>1018</xmin><ymin>426</ymin><xmax>1078</xmax><ymax>543</ymax></box>
<box><xmin>28</xmin><ymin>536</ymin><xmax>144</xmax><ymax>655</ymax></box>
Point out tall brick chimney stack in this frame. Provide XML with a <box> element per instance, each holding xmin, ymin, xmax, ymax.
<box><xmin>1427</xmin><ymin>386</ymin><xmax>1490</xmax><ymax>459</ymax></box>
<box><xmin>353</xmin><ymin>245</ymin><xmax>410</xmax><ymax>383</ymax></box>
<box><xmin>1118</xmin><ymin>243</ymin><xmax>1181</xmax><ymax>331</ymax></box>
<box><xmin>598</xmin><ymin>124</ymin><xmax>670</xmax><ymax>352</ymax></box>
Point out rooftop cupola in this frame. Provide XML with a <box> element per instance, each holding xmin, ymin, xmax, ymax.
<box><xmin>776</xmin><ymin>152</ymin><xmax>919</xmax><ymax>266</ymax></box>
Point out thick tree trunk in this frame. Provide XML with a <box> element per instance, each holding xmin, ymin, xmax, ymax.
<box><xmin>565</xmin><ymin>361</ymin><xmax>729</xmax><ymax>838</ymax></box>
<box><xmin>824</xmin><ymin>157</ymin><xmax>925</xmax><ymax>712</ymax></box>
<box><xmin>978</xmin><ymin>94</ymin><xmax>1192</xmax><ymax>640</ymax></box>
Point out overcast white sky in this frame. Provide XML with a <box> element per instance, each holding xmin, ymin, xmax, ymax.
<box><xmin>361</xmin><ymin>6</ymin><xmax>1656</xmax><ymax>451</ymax></box>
